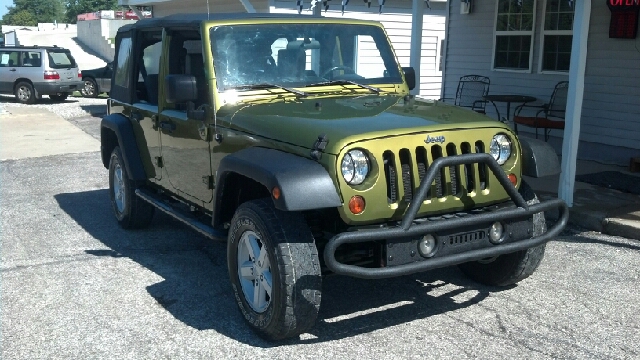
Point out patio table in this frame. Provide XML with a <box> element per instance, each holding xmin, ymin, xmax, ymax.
<box><xmin>483</xmin><ymin>94</ymin><xmax>537</xmax><ymax>124</ymax></box>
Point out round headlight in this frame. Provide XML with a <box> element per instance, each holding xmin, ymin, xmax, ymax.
<box><xmin>490</xmin><ymin>134</ymin><xmax>512</xmax><ymax>165</ymax></box>
<box><xmin>341</xmin><ymin>149</ymin><xmax>370</xmax><ymax>185</ymax></box>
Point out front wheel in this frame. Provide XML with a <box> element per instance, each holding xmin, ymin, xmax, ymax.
<box><xmin>227</xmin><ymin>199</ymin><xmax>322</xmax><ymax>340</ymax></box>
<box><xmin>457</xmin><ymin>182</ymin><xmax>547</xmax><ymax>286</ymax></box>
<box><xmin>108</xmin><ymin>146</ymin><xmax>155</xmax><ymax>229</ymax></box>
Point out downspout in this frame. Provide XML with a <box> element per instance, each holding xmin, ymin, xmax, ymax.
<box><xmin>558</xmin><ymin>0</ymin><xmax>591</xmax><ymax>207</ymax></box>
<box><xmin>410</xmin><ymin>0</ymin><xmax>425</xmax><ymax>96</ymax></box>
<box><xmin>238</xmin><ymin>0</ymin><xmax>257</xmax><ymax>13</ymax></box>
<box><xmin>440</xmin><ymin>0</ymin><xmax>451</xmax><ymax>100</ymax></box>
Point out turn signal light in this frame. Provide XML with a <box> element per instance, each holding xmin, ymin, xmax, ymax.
<box><xmin>348</xmin><ymin>196</ymin><xmax>365</xmax><ymax>214</ymax></box>
<box><xmin>508</xmin><ymin>173</ymin><xmax>517</xmax><ymax>186</ymax></box>
<box><xmin>271</xmin><ymin>186</ymin><xmax>281</xmax><ymax>200</ymax></box>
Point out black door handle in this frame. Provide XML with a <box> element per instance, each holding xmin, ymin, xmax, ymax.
<box><xmin>10</xmin><ymin>68</ymin><xmax>16</xmax><ymax>72</ymax></box>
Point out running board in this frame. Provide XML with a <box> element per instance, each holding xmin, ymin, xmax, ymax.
<box><xmin>135</xmin><ymin>188</ymin><xmax>227</xmax><ymax>241</ymax></box>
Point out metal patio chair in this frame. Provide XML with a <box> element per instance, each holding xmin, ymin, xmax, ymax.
<box><xmin>440</xmin><ymin>74</ymin><xmax>491</xmax><ymax>114</ymax></box>
<box><xmin>513</xmin><ymin>81</ymin><xmax>569</xmax><ymax>141</ymax></box>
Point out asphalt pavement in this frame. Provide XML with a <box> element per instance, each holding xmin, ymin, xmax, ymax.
<box><xmin>1</xmin><ymin>104</ymin><xmax>639</xmax><ymax>359</ymax></box>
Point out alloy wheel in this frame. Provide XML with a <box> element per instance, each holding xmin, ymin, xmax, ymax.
<box><xmin>237</xmin><ymin>230</ymin><xmax>272</xmax><ymax>313</ymax></box>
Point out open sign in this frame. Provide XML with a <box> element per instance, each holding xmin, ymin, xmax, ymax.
<box><xmin>608</xmin><ymin>0</ymin><xmax>640</xmax><ymax>8</ymax></box>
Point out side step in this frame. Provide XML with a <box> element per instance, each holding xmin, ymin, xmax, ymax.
<box><xmin>135</xmin><ymin>188</ymin><xmax>227</xmax><ymax>241</ymax></box>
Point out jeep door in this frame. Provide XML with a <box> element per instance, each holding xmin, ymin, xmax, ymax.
<box><xmin>157</xmin><ymin>32</ymin><xmax>213</xmax><ymax>206</ymax></box>
<box><xmin>111</xmin><ymin>29</ymin><xmax>164</xmax><ymax>183</ymax></box>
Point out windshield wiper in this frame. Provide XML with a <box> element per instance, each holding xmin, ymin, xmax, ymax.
<box><xmin>233</xmin><ymin>83</ymin><xmax>308</xmax><ymax>97</ymax></box>
<box><xmin>306</xmin><ymin>80</ymin><xmax>381</xmax><ymax>94</ymax></box>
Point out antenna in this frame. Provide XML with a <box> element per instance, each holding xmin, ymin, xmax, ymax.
<box><xmin>207</xmin><ymin>0</ymin><xmax>210</xmax><ymax>20</ymax></box>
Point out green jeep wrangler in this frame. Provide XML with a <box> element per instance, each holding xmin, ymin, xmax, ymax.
<box><xmin>101</xmin><ymin>13</ymin><xmax>568</xmax><ymax>340</ymax></box>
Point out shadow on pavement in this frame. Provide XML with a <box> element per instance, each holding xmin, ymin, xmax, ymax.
<box><xmin>80</xmin><ymin>104</ymin><xmax>108</xmax><ymax>117</ymax></box>
<box><xmin>56</xmin><ymin>189</ymin><xmax>505</xmax><ymax>346</ymax></box>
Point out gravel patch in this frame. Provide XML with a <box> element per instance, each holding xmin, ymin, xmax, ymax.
<box><xmin>0</xmin><ymin>95</ymin><xmax>107</xmax><ymax>120</ymax></box>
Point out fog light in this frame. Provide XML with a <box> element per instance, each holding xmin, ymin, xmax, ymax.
<box><xmin>418</xmin><ymin>234</ymin><xmax>437</xmax><ymax>257</ymax></box>
<box><xmin>489</xmin><ymin>222</ymin><xmax>504</xmax><ymax>244</ymax></box>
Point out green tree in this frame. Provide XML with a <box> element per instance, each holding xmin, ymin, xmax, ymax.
<box><xmin>3</xmin><ymin>9</ymin><xmax>37</xmax><ymax>26</ymax></box>
<box><xmin>65</xmin><ymin>0</ymin><xmax>121</xmax><ymax>24</ymax></box>
<box><xmin>2</xmin><ymin>0</ymin><xmax>65</xmax><ymax>25</ymax></box>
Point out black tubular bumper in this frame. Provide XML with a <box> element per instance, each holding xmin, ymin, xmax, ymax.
<box><xmin>323</xmin><ymin>153</ymin><xmax>569</xmax><ymax>279</ymax></box>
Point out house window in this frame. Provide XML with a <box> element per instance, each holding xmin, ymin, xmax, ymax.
<box><xmin>493</xmin><ymin>0</ymin><xmax>536</xmax><ymax>71</ymax></box>
<box><xmin>540</xmin><ymin>0</ymin><xmax>574</xmax><ymax>72</ymax></box>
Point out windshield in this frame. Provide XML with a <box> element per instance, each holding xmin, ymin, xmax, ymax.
<box><xmin>47</xmin><ymin>50</ymin><xmax>77</xmax><ymax>69</ymax></box>
<box><xmin>210</xmin><ymin>23</ymin><xmax>402</xmax><ymax>91</ymax></box>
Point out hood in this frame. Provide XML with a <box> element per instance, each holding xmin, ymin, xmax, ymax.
<box><xmin>218</xmin><ymin>94</ymin><xmax>508</xmax><ymax>155</ymax></box>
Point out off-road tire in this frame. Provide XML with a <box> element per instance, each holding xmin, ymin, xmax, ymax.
<box><xmin>82</xmin><ymin>78</ymin><xmax>98</xmax><ymax>98</ymax></box>
<box><xmin>49</xmin><ymin>93</ymin><xmax>68</xmax><ymax>102</ymax></box>
<box><xmin>108</xmin><ymin>146</ymin><xmax>155</xmax><ymax>229</ymax></box>
<box><xmin>457</xmin><ymin>181</ymin><xmax>546</xmax><ymax>286</ymax></box>
<box><xmin>15</xmin><ymin>82</ymin><xmax>36</xmax><ymax>104</ymax></box>
<box><xmin>227</xmin><ymin>199</ymin><xmax>322</xmax><ymax>341</ymax></box>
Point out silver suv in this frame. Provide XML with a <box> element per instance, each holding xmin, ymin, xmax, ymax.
<box><xmin>0</xmin><ymin>45</ymin><xmax>83</xmax><ymax>104</ymax></box>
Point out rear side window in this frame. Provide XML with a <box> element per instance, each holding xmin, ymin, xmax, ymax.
<box><xmin>114</xmin><ymin>37</ymin><xmax>133</xmax><ymax>88</ymax></box>
<box><xmin>47</xmin><ymin>50</ymin><xmax>77</xmax><ymax>69</ymax></box>
<box><xmin>21</xmin><ymin>51</ymin><xmax>42</xmax><ymax>67</ymax></box>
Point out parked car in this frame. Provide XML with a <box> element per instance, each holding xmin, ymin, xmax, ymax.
<box><xmin>101</xmin><ymin>13</ymin><xmax>568</xmax><ymax>340</ymax></box>
<box><xmin>81</xmin><ymin>62</ymin><xmax>112</xmax><ymax>97</ymax></box>
<box><xmin>0</xmin><ymin>45</ymin><xmax>83</xmax><ymax>103</ymax></box>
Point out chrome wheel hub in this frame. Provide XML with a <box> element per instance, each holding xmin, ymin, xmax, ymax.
<box><xmin>113</xmin><ymin>163</ymin><xmax>126</xmax><ymax>213</ymax></box>
<box><xmin>17</xmin><ymin>86</ymin><xmax>30</xmax><ymax>101</ymax></box>
<box><xmin>83</xmin><ymin>81</ymin><xmax>95</xmax><ymax>96</ymax></box>
<box><xmin>237</xmin><ymin>230</ymin><xmax>272</xmax><ymax>313</ymax></box>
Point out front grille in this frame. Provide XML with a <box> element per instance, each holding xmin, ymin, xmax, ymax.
<box><xmin>383</xmin><ymin>142</ymin><xmax>490</xmax><ymax>204</ymax></box>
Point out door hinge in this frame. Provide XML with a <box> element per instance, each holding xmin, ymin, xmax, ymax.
<box><xmin>155</xmin><ymin>156</ymin><xmax>164</xmax><ymax>168</ymax></box>
<box><xmin>203</xmin><ymin>175</ymin><xmax>215</xmax><ymax>189</ymax></box>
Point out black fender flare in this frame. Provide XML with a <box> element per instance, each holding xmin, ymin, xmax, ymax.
<box><xmin>100</xmin><ymin>113</ymin><xmax>148</xmax><ymax>181</ymax></box>
<box><xmin>216</xmin><ymin>147</ymin><xmax>342</xmax><ymax>212</ymax></box>
<box><xmin>520</xmin><ymin>137</ymin><xmax>561</xmax><ymax>178</ymax></box>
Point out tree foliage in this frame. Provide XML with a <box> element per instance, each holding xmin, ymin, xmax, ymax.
<box><xmin>2</xmin><ymin>0</ymin><xmax>65</xmax><ymax>26</ymax></box>
<box><xmin>65</xmin><ymin>0</ymin><xmax>121</xmax><ymax>23</ymax></box>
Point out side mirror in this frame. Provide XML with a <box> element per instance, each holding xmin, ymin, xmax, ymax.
<box><xmin>165</xmin><ymin>74</ymin><xmax>198</xmax><ymax>104</ymax></box>
<box><xmin>402</xmin><ymin>67</ymin><xmax>416</xmax><ymax>91</ymax></box>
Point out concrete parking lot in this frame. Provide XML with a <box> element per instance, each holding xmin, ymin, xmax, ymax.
<box><xmin>1</xmin><ymin>100</ymin><xmax>639</xmax><ymax>359</ymax></box>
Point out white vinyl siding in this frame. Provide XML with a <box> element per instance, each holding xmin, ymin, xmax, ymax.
<box><xmin>539</xmin><ymin>0</ymin><xmax>574</xmax><ymax>73</ymax></box>
<box><xmin>443</xmin><ymin>0</ymin><xmax>640</xmax><ymax>165</ymax></box>
<box><xmin>492</xmin><ymin>0</ymin><xmax>537</xmax><ymax>72</ymax></box>
<box><xmin>270</xmin><ymin>0</ymin><xmax>447</xmax><ymax>99</ymax></box>
<box><xmin>151</xmin><ymin>0</ymin><xmax>269</xmax><ymax>17</ymax></box>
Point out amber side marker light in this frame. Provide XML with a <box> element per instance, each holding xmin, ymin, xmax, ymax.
<box><xmin>272</xmin><ymin>187</ymin><xmax>281</xmax><ymax>200</ymax></box>
<box><xmin>348</xmin><ymin>196</ymin><xmax>366</xmax><ymax>214</ymax></box>
<box><xmin>508</xmin><ymin>173</ymin><xmax>518</xmax><ymax>186</ymax></box>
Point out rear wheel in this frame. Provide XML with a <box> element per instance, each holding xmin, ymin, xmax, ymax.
<box><xmin>49</xmin><ymin>93</ymin><xmax>68</xmax><ymax>102</ymax></box>
<box><xmin>15</xmin><ymin>82</ymin><xmax>36</xmax><ymax>104</ymax></box>
<box><xmin>108</xmin><ymin>146</ymin><xmax>155</xmax><ymax>229</ymax></box>
<box><xmin>457</xmin><ymin>182</ymin><xmax>547</xmax><ymax>286</ymax></box>
<box><xmin>227</xmin><ymin>199</ymin><xmax>322</xmax><ymax>340</ymax></box>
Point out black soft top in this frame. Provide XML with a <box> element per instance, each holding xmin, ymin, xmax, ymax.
<box><xmin>116</xmin><ymin>13</ymin><xmax>314</xmax><ymax>34</ymax></box>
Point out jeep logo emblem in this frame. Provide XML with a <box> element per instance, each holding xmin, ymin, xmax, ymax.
<box><xmin>425</xmin><ymin>135</ymin><xmax>445</xmax><ymax>144</ymax></box>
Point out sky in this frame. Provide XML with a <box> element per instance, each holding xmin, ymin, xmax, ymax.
<box><xmin>0</xmin><ymin>0</ymin><xmax>12</xmax><ymax>18</ymax></box>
